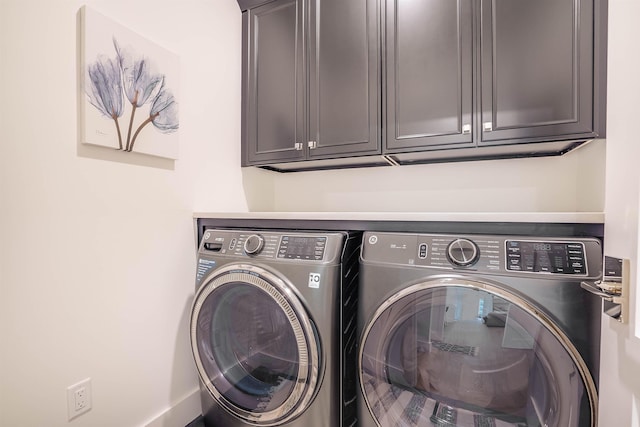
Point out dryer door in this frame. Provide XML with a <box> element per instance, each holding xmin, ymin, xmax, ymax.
<box><xmin>359</xmin><ymin>277</ymin><xmax>597</xmax><ymax>427</ymax></box>
<box><xmin>191</xmin><ymin>263</ymin><xmax>321</xmax><ymax>426</ymax></box>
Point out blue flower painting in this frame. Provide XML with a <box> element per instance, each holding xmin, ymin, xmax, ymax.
<box><xmin>81</xmin><ymin>6</ymin><xmax>179</xmax><ymax>159</ymax></box>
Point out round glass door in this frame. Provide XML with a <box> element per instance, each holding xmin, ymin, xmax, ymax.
<box><xmin>191</xmin><ymin>264</ymin><xmax>321</xmax><ymax>426</ymax></box>
<box><xmin>359</xmin><ymin>278</ymin><xmax>596</xmax><ymax>427</ymax></box>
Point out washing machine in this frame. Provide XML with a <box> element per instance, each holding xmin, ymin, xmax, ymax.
<box><xmin>190</xmin><ymin>228</ymin><xmax>360</xmax><ymax>427</ymax></box>
<box><xmin>358</xmin><ymin>231</ymin><xmax>602</xmax><ymax>427</ymax></box>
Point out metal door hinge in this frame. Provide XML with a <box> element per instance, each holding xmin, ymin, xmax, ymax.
<box><xmin>581</xmin><ymin>256</ymin><xmax>629</xmax><ymax>323</ymax></box>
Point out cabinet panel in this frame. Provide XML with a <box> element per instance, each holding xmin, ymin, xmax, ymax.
<box><xmin>241</xmin><ymin>0</ymin><xmax>606</xmax><ymax>170</ymax></box>
<box><xmin>308</xmin><ymin>0</ymin><xmax>380</xmax><ymax>158</ymax></box>
<box><xmin>480</xmin><ymin>0</ymin><xmax>595</xmax><ymax>143</ymax></box>
<box><xmin>385</xmin><ymin>0</ymin><xmax>473</xmax><ymax>151</ymax></box>
<box><xmin>245</xmin><ymin>0</ymin><xmax>305</xmax><ymax>165</ymax></box>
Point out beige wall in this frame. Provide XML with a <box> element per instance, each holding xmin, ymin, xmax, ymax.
<box><xmin>268</xmin><ymin>140</ymin><xmax>605</xmax><ymax>213</ymax></box>
<box><xmin>0</xmin><ymin>1</ymin><xmax>246</xmax><ymax>426</ymax></box>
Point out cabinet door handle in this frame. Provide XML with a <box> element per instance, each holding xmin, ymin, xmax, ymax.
<box><xmin>294</xmin><ymin>142</ymin><xmax>303</xmax><ymax>151</ymax></box>
<box><xmin>308</xmin><ymin>141</ymin><xmax>317</xmax><ymax>149</ymax></box>
<box><xmin>483</xmin><ymin>122</ymin><xmax>493</xmax><ymax>132</ymax></box>
<box><xmin>462</xmin><ymin>124</ymin><xmax>471</xmax><ymax>134</ymax></box>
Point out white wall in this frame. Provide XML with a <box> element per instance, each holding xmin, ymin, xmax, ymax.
<box><xmin>600</xmin><ymin>0</ymin><xmax>640</xmax><ymax>425</ymax></box>
<box><xmin>269</xmin><ymin>140</ymin><xmax>605</xmax><ymax>212</ymax></box>
<box><xmin>0</xmin><ymin>1</ymin><xmax>246</xmax><ymax>426</ymax></box>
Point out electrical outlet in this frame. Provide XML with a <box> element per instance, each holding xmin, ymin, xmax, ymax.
<box><xmin>67</xmin><ymin>378</ymin><xmax>92</xmax><ymax>420</ymax></box>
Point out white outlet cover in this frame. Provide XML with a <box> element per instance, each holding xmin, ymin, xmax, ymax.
<box><xmin>67</xmin><ymin>378</ymin><xmax>92</xmax><ymax>420</ymax></box>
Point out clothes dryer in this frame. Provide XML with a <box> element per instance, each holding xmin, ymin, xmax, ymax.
<box><xmin>358</xmin><ymin>232</ymin><xmax>602</xmax><ymax>427</ymax></box>
<box><xmin>190</xmin><ymin>229</ymin><xmax>359</xmax><ymax>427</ymax></box>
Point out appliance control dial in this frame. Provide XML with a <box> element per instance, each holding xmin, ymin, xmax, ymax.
<box><xmin>447</xmin><ymin>238</ymin><xmax>479</xmax><ymax>266</ymax></box>
<box><xmin>244</xmin><ymin>234</ymin><xmax>265</xmax><ymax>255</ymax></box>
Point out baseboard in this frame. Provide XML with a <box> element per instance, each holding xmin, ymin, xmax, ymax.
<box><xmin>144</xmin><ymin>388</ymin><xmax>200</xmax><ymax>427</ymax></box>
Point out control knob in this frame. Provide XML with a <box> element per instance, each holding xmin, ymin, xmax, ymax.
<box><xmin>244</xmin><ymin>234</ymin><xmax>265</xmax><ymax>255</ymax></box>
<box><xmin>447</xmin><ymin>238</ymin><xmax>479</xmax><ymax>267</ymax></box>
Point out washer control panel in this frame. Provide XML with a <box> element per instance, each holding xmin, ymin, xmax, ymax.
<box><xmin>199</xmin><ymin>229</ymin><xmax>337</xmax><ymax>262</ymax></box>
<box><xmin>278</xmin><ymin>235</ymin><xmax>327</xmax><ymax>260</ymax></box>
<box><xmin>362</xmin><ymin>232</ymin><xmax>602</xmax><ymax>279</ymax></box>
<box><xmin>243</xmin><ymin>234</ymin><xmax>265</xmax><ymax>255</ymax></box>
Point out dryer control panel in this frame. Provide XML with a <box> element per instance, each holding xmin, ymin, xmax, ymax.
<box><xmin>505</xmin><ymin>240</ymin><xmax>586</xmax><ymax>274</ymax></box>
<box><xmin>362</xmin><ymin>232</ymin><xmax>602</xmax><ymax>279</ymax></box>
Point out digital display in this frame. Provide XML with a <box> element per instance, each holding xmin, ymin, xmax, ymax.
<box><xmin>506</xmin><ymin>240</ymin><xmax>586</xmax><ymax>274</ymax></box>
<box><xmin>532</xmin><ymin>243</ymin><xmax>551</xmax><ymax>251</ymax></box>
<box><xmin>278</xmin><ymin>236</ymin><xmax>326</xmax><ymax>260</ymax></box>
<box><xmin>287</xmin><ymin>237</ymin><xmax>317</xmax><ymax>256</ymax></box>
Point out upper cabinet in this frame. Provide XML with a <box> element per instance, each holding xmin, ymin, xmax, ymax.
<box><xmin>241</xmin><ymin>0</ymin><xmax>381</xmax><ymax>169</ymax></box>
<box><xmin>243</xmin><ymin>0</ymin><xmax>304</xmax><ymax>165</ymax></box>
<box><xmin>386</xmin><ymin>0</ymin><xmax>607</xmax><ymax>164</ymax></box>
<box><xmin>239</xmin><ymin>0</ymin><xmax>607</xmax><ymax>171</ymax></box>
<box><xmin>478</xmin><ymin>0</ymin><xmax>604</xmax><ymax>145</ymax></box>
<box><xmin>384</xmin><ymin>0</ymin><xmax>474</xmax><ymax>151</ymax></box>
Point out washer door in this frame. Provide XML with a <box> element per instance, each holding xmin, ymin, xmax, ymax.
<box><xmin>191</xmin><ymin>263</ymin><xmax>321</xmax><ymax>426</ymax></box>
<box><xmin>359</xmin><ymin>277</ymin><xmax>597</xmax><ymax>427</ymax></box>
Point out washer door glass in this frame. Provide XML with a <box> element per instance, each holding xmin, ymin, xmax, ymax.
<box><xmin>360</xmin><ymin>279</ymin><xmax>596</xmax><ymax>427</ymax></box>
<box><xmin>191</xmin><ymin>265</ymin><xmax>321</xmax><ymax>425</ymax></box>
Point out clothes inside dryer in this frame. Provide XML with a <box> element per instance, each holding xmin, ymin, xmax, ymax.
<box><xmin>361</xmin><ymin>284</ymin><xmax>588</xmax><ymax>427</ymax></box>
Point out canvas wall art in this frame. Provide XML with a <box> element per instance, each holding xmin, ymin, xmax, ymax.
<box><xmin>79</xmin><ymin>5</ymin><xmax>179</xmax><ymax>159</ymax></box>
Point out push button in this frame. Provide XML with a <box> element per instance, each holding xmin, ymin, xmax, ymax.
<box><xmin>418</xmin><ymin>243</ymin><xmax>428</xmax><ymax>259</ymax></box>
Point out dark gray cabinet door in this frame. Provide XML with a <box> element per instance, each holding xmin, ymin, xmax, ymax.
<box><xmin>385</xmin><ymin>0</ymin><xmax>473</xmax><ymax>152</ymax></box>
<box><xmin>244</xmin><ymin>0</ymin><xmax>305</xmax><ymax>165</ymax></box>
<box><xmin>241</xmin><ymin>0</ymin><xmax>606</xmax><ymax>170</ymax></box>
<box><xmin>307</xmin><ymin>0</ymin><xmax>380</xmax><ymax>158</ymax></box>
<box><xmin>479</xmin><ymin>0</ymin><xmax>597</xmax><ymax>144</ymax></box>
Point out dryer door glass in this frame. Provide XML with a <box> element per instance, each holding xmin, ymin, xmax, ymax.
<box><xmin>191</xmin><ymin>266</ymin><xmax>321</xmax><ymax>425</ymax></box>
<box><xmin>359</xmin><ymin>281</ymin><xmax>596</xmax><ymax>427</ymax></box>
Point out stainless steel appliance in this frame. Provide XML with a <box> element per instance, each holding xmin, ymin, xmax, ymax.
<box><xmin>190</xmin><ymin>229</ymin><xmax>359</xmax><ymax>427</ymax></box>
<box><xmin>358</xmin><ymin>232</ymin><xmax>602</xmax><ymax>427</ymax></box>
